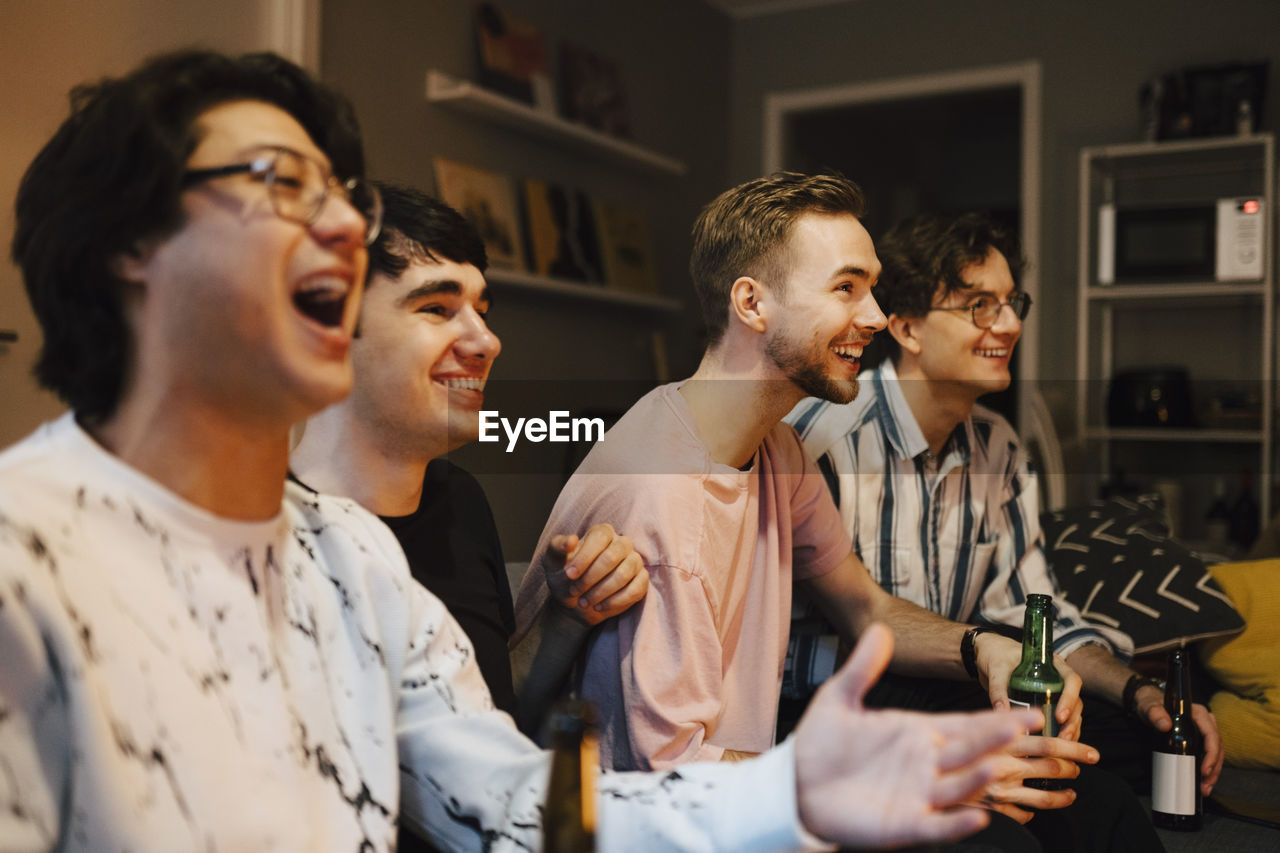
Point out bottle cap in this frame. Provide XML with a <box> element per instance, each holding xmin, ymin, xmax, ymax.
<box><xmin>1026</xmin><ymin>593</ymin><xmax>1055</xmax><ymax>610</ymax></box>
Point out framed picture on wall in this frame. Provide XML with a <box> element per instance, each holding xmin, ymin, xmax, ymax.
<box><xmin>523</xmin><ymin>177</ymin><xmax>604</xmax><ymax>283</ymax></box>
<box><xmin>594</xmin><ymin>199</ymin><xmax>658</xmax><ymax>294</ymax></box>
<box><xmin>557</xmin><ymin>41</ymin><xmax>630</xmax><ymax>138</ymax></box>
<box><xmin>433</xmin><ymin>157</ymin><xmax>526</xmax><ymax>271</ymax></box>
<box><xmin>473</xmin><ymin>2</ymin><xmax>555</xmax><ymax>111</ymax></box>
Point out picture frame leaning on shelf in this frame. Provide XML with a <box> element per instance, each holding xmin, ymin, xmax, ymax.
<box><xmin>433</xmin><ymin>156</ymin><xmax>527</xmax><ymax>272</ymax></box>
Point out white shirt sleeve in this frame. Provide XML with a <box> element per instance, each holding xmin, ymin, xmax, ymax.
<box><xmin>391</xmin><ymin>578</ymin><xmax>831</xmax><ymax>853</ymax></box>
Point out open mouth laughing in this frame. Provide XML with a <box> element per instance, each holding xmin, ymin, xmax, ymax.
<box><xmin>832</xmin><ymin>342</ymin><xmax>864</xmax><ymax>366</ymax></box>
<box><xmin>293</xmin><ymin>274</ymin><xmax>352</xmax><ymax>328</ymax></box>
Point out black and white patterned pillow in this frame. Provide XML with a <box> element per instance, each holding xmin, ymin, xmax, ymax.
<box><xmin>1041</xmin><ymin>495</ymin><xmax>1245</xmax><ymax>655</ymax></box>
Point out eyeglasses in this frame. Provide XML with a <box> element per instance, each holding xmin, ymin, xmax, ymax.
<box><xmin>182</xmin><ymin>146</ymin><xmax>382</xmax><ymax>245</ymax></box>
<box><xmin>928</xmin><ymin>291</ymin><xmax>1032</xmax><ymax>329</ymax></box>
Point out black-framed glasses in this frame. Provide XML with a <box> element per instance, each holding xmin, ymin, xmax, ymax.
<box><xmin>182</xmin><ymin>146</ymin><xmax>382</xmax><ymax>245</ymax></box>
<box><xmin>928</xmin><ymin>291</ymin><xmax>1032</xmax><ymax>329</ymax></box>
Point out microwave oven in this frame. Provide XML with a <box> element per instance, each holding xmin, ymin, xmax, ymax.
<box><xmin>1097</xmin><ymin>197</ymin><xmax>1265</xmax><ymax>283</ymax></box>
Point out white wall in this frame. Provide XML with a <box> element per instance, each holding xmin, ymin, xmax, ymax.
<box><xmin>0</xmin><ymin>0</ymin><xmax>292</xmax><ymax>446</ymax></box>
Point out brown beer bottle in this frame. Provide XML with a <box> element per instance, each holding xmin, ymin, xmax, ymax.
<box><xmin>542</xmin><ymin>699</ymin><xmax>598</xmax><ymax>852</ymax></box>
<box><xmin>1151</xmin><ymin>644</ymin><xmax>1203</xmax><ymax>830</ymax></box>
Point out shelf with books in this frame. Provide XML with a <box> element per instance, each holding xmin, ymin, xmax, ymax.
<box><xmin>484</xmin><ymin>266</ymin><xmax>681</xmax><ymax>312</ymax></box>
<box><xmin>425</xmin><ymin>70</ymin><xmax>686</xmax><ymax>176</ymax></box>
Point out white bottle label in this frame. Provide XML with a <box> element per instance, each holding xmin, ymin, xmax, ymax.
<box><xmin>1152</xmin><ymin>752</ymin><xmax>1197</xmax><ymax>815</ymax></box>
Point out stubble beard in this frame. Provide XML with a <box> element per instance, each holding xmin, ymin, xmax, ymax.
<box><xmin>765</xmin><ymin>333</ymin><xmax>859</xmax><ymax>404</ymax></box>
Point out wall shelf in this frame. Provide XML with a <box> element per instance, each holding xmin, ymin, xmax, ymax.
<box><xmin>1085</xmin><ymin>427</ymin><xmax>1266</xmax><ymax>444</ymax></box>
<box><xmin>1087</xmin><ymin>133</ymin><xmax>1270</xmax><ymax>165</ymax></box>
<box><xmin>485</xmin><ymin>267</ymin><xmax>681</xmax><ymax>313</ymax></box>
<box><xmin>425</xmin><ymin>70</ymin><xmax>687</xmax><ymax>176</ymax></box>
<box><xmin>1086</xmin><ymin>282</ymin><xmax>1266</xmax><ymax>303</ymax></box>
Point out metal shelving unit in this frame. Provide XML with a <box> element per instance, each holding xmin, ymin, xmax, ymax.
<box><xmin>1076</xmin><ymin>133</ymin><xmax>1276</xmax><ymax>530</ymax></box>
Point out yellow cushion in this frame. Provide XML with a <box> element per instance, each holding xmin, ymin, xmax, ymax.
<box><xmin>1201</xmin><ymin>559</ymin><xmax>1280</xmax><ymax>769</ymax></box>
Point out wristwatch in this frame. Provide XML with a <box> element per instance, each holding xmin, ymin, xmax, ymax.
<box><xmin>961</xmin><ymin>626</ymin><xmax>995</xmax><ymax>680</ymax></box>
<box><xmin>1122</xmin><ymin>673</ymin><xmax>1165</xmax><ymax>719</ymax></box>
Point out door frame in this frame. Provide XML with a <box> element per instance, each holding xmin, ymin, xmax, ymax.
<box><xmin>267</xmin><ymin>0</ymin><xmax>322</xmax><ymax>71</ymax></box>
<box><xmin>762</xmin><ymin>60</ymin><xmax>1043</xmax><ymax>434</ymax></box>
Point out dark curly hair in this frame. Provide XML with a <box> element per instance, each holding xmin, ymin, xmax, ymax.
<box><xmin>11</xmin><ymin>49</ymin><xmax>365</xmax><ymax>426</ymax></box>
<box><xmin>862</xmin><ymin>212</ymin><xmax>1025</xmax><ymax>369</ymax></box>
<box><xmin>689</xmin><ymin>171</ymin><xmax>865</xmax><ymax>347</ymax></box>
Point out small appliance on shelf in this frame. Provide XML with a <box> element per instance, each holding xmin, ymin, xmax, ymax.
<box><xmin>1097</xmin><ymin>196</ymin><xmax>1265</xmax><ymax>284</ymax></box>
<box><xmin>1138</xmin><ymin>60</ymin><xmax>1267</xmax><ymax>141</ymax></box>
<box><xmin>1107</xmin><ymin>367</ymin><xmax>1194</xmax><ymax>428</ymax></box>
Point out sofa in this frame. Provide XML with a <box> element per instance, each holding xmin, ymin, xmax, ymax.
<box><xmin>1148</xmin><ymin>765</ymin><xmax>1280</xmax><ymax>851</ymax></box>
<box><xmin>1042</xmin><ymin>496</ymin><xmax>1280</xmax><ymax>850</ymax></box>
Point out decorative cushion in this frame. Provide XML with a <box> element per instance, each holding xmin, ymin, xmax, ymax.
<box><xmin>1201</xmin><ymin>559</ymin><xmax>1280</xmax><ymax>770</ymax></box>
<box><xmin>1040</xmin><ymin>495</ymin><xmax>1245</xmax><ymax>655</ymax></box>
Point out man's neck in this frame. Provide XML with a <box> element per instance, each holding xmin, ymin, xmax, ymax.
<box><xmin>290</xmin><ymin>404</ymin><xmax>434</xmax><ymax>517</ymax></box>
<box><xmin>679</xmin><ymin>344</ymin><xmax>804</xmax><ymax>469</ymax></box>
<box><xmin>91</xmin><ymin>396</ymin><xmax>292</xmax><ymax>521</ymax></box>
<box><xmin>892</xmin><ymin>359</ymin><xmax>976</xmax><ymax>456</ymax></box>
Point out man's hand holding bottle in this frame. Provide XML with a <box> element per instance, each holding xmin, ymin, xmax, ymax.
<box><xmin>960</xmin><ymin>598</ymin><xmax>1098</xmax><ymax>822</ymax></box>
<box><xmin>969</xmin><ymin>733</ymin><xmax>1101</xmax><ymax>823</ymax></box>
<box><xmin>972</xmin><ymin>631</ymin><xmax>1085</xmax><ymax>740</ymax></box>
<box><xmin>792</xmin><ymin>623</ymin><xmax>1043</xmax><ymax>848</ymax></box>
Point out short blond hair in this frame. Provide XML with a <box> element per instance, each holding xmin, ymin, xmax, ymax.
<box><xmin>689</xmin><ymin>172</ymin><xmax>865</xmax><ymax>346</ymax></box>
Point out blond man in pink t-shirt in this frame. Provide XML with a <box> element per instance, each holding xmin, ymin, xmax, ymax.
<box><xmin>517</xmin><ymin>175</ymin><xmax>1096</xmax><ymax>806</ymax></box>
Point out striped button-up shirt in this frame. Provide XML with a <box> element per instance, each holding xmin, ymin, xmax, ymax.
<box><xmin>785</xmin><ymin>360</ymin><xmax>1131</xmax><ymax>667</ymax></box>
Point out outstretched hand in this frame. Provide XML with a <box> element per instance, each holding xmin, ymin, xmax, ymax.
<box><xmin>793</xmin><ymin>623</ymin><xmax>1040</xmax><ymax>849</ymax></box>
<box><xmin>545</xmin><ymin>523</ymin><xmax>648</xmax><ymax>626</ymax></box>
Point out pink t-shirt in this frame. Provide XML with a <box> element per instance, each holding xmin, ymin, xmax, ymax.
<box><xmin>517</xmin><ymin>383</ymin><xmax>851</xmax><ymax>770</ymax></box>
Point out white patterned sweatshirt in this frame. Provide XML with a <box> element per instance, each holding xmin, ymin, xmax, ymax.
<box><xmin>0</xmin><ymin>414</ymin><xmax>824</xmax><ymax>852</ymax></box>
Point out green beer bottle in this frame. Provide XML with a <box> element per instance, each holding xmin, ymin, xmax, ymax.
<box><xmin>542</xmin><ymin>698</ymin><xmax>598</xmax><ymax>852</ymax></box>
<box><xmin>1008</xmin><ymin>594</ymin><xmax>1066</xmax><ymax>790</ymax></box>
<box><xmin>1008</xmin><ymin>593</ymin><xmax>1065</xmax><ymax>738</ymax></box>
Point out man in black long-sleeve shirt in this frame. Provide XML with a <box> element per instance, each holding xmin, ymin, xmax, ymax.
<box><xmin>292</xmin><ymin>183</ymin><xmax>648</xmax><ymax>724</ymax></box>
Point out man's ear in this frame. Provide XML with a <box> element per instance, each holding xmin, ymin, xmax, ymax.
<box><xmin>110</xmin><ymin>239</ymin><xmax>159</xmax><ymax>286</ymax></box>
<box><xmin>728</xmin><ymin>276</ymin><xmax>768</xmax><ymax>333</ymax></box>
<box><xmin>886</xmin><ymin>314</ymin><xmax>923</xmax><ymax>355</ymax></box>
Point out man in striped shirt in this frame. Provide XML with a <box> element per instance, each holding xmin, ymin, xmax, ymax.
<box><xmin>787</xmin><ymin>212</ymin><xmax>1223</xmax><ymax>809</ymax></box>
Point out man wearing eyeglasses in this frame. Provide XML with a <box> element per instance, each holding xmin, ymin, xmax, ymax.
<box><xmin>785</xmin><ymin>212</ymin><xmax>1219</xmax><ymax>845</ymax></box>
<box><xmin>0</xmin><ymin>51</ymin><xmax>1044</xmax><ymax>852</ymax></box>
<box><xmin>513</xmin><ymin>177</ymin><xmax>1120</xmax><ymax>830</ymax></box>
